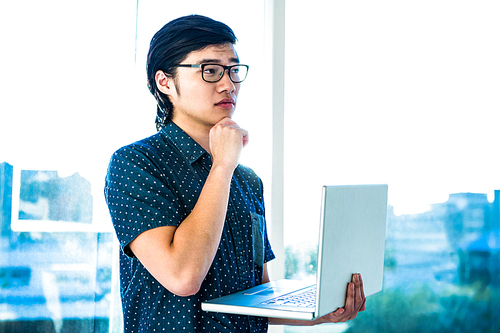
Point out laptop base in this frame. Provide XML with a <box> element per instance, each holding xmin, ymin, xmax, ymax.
<box><xmin>202</xmin><ymin>279</ymin><xmax>317</xmax><ymax>320</ymax></box>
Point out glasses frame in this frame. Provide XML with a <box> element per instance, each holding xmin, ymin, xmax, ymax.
<box><xmin>176</xmin><ymin>64</ymin><xmax>249</xmax><ymax>83</ymax></box>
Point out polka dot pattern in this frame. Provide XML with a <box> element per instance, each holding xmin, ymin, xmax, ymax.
<box><xmin>104</xmin><ymin>122</ymin><xmax>275</xmax><ymax>332</ymax></box>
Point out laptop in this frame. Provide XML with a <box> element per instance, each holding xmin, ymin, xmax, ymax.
<box><xmin>201</xmin><ymin>184</ymin><xmax>388</xmax><ymax>320</ymax></box>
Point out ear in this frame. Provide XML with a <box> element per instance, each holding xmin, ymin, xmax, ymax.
<box><xmin>155</xmin><ymin>70</ymin><xmax>176</xmax><ymax>96</ymax></box>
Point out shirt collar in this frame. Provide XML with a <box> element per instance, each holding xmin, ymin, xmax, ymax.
<box><xmin>160</xmin><ymin>121</ymin><xmax>210</xmax><ymax>165</ymax></box>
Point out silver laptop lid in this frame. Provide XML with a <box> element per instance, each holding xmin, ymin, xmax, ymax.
<box><xmin>315</xmin><ymin>185</ymin><xmax>388</xmax><ymax>318</ymax></box>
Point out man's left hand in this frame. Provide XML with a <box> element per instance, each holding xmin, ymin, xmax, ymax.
<box><xmin>312</xmin><ymin>273</ymin><xmax>366</xmax><ymax>324</ymax></box>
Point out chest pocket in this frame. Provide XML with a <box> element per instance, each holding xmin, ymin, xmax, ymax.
<box><xmin>251</xmin><ymin>213</ymin><xmax>266</xmax><ymax>268</ymax></box>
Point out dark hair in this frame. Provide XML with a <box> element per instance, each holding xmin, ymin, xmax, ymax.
<box><xmin>146</xmin><ymin>15</ymin><xmax>237</xmax><ymax>131</ymax></box>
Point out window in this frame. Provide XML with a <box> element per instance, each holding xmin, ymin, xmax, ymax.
<box><xmin>4</xmin><ymin>1</ymin><xmax>498</xmax><ymax>332</ymax></box>
<box><xmin>1</xmin><ymin>1</ymin><xmax>270</xmax><ymax>332</ymax></box>
<box><xmin>283</xmin><ymin>1</ymin><xmax>500</xmax><ymax>332</ymax></box>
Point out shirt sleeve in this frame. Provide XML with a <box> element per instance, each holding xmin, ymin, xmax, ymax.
<box><xmin>104</xmin><ymin>145</ymin><xmax>185</xmax><ymax>257</ymax></box>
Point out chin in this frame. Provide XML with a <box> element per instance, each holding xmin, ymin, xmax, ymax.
<box><xmin>216</xmin><ymin>108</ymin><xmax>235</xmax><ymax>118</ymax></box>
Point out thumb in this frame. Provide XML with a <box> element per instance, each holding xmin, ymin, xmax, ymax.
<box><xmin>242</xmin><ymin>131</ymin><xmax>249</xmax><ymax>147</ymax></box>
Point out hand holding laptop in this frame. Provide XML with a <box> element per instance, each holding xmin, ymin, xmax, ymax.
<box><xmin>310</xmin><ymin>273</ymin><xmax>366</xmax><ymax>325</ymax></box>
<box><xmin>266</xmin><ymin>273</ymin><xmax>367</xmax><ymax>326</ymax></box>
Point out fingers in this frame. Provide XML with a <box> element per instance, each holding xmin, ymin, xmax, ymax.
<box><xmin>339</xmin><ymin>274</ymin><xmax>366</xmax><ymax>321</ymax></box>
<box><xmin>358</xmin><ymin>273</ymin><xmax>366</xmax><ymax>312</ymax></box>
<box><xmin>346</xmin><ymin>274</ymin><xmax>366</xmax><ymax>320</ymax></box>
<box><xmin>242</xmin><ymin>131</ymin><xmax>249</xmax><ymax>147</ymax></box>
<box><xmin>216</xmin><ymin>117</ymin><xmax>237</xmax><ymax>126</ymax></box>
<box><xmin>213</xmin><ymin>117</ymin><xmax>248</xmax><ymax>143</ymax></box>
<box><xmin>352</xmin><ymin>274</ymin><xmax>366</xmax><ymax>313</ymax></box>
<box><xmin>213</xmin><ymin>120</ymin><xmax>248</xmax><ymax>148</ymax></box>
<box><xmin>343</xmin><ymin>281</ymin><xmax>357</xmax><ymax>320</ymax></box>
<box><xmin>352</xmin><ymin>274</ymin><xmax>362</xmax><ymax>309</ymax></box>
<box><xmin>209</xmin><ymin>118</ymin><xmax>248</xmax><ymax>170</ymax></box>
<box><xmin>315</xmin><ymin>274</ymin><xmax>368</xmax><ymax>325</ymax></box>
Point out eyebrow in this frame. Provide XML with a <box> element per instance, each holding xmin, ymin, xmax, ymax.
<box><xmin>196</xmin><ymin>57</ymin><xmax>240</xmax><ymax>65</ymax></box>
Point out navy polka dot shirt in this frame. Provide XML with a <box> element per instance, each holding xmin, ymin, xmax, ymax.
<box><xmin>104</xmin><ymin>121</ymin><xmax>275</xmax><ymax>332</ymax></box>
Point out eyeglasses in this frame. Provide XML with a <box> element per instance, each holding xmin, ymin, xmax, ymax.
<box><xmin>176</xmin><ymin>64</ymin><xmax>249</xmax><ymax>83</ymax></box>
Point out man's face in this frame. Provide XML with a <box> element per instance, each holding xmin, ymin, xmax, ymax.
<box><xmin>165</xmin><ymin>43</ymin><xmax>242</xmax><ymax>131</ymax></box>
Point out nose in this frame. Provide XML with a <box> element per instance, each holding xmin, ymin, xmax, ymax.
<box><xmin>217</xmin><ymin>69</ymin><xmax>237</xmax><ymax>93</ymax></box>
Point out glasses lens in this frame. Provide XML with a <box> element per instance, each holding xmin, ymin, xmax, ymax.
<box><xmin>229</xmin><ymin>65</ymin><xmax>248</xmax><ymax>83</ymax></box>
<box><xmin>202</xmin><ymin>65</ymin><xmax>224</xmax><ymax>82</ymax></box>
<box><xmin>201</xmin><ymin>64</ymin><xmax>249</xmax><ymax>83</ymax></box>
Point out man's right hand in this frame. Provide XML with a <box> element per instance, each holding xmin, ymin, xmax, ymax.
<box><xmin>209</xmin><ymin>117</ymin><xmax>249</xmax><ymax>171</ymax></box>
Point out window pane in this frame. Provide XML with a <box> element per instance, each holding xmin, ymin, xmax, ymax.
<box><xmin>0</xmin><ymin>0</ymin><xmax>135</xmax><ymax>331</ymax></box>
<box><xmin>284</xmin><ymin>1</ymin><xmax>500</xmax><ymax>332</ymax></box>
<box><xmin>1</xmin><ymin>0</ymin><xmax>269</xmax><ymax>332</ymax></box>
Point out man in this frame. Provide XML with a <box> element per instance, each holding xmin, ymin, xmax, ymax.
<box><xmin>105</xmin><ymin>14</ymin><xmax>365</xmax><ymax>332</ymax></box>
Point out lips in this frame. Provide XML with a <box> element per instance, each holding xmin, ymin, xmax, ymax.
<box><xmin>216</xmin><ymin>98</ymin><xmax>235</xmax><ymax>107</ymax></box>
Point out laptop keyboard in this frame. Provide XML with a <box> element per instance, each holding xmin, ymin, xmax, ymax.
<box><xmin>260</xmin><ymin>285</ymin><xmax>316</xmax><ymax>308</ymax></box>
